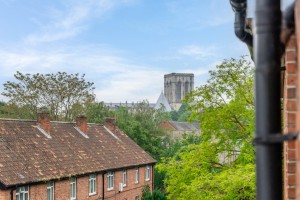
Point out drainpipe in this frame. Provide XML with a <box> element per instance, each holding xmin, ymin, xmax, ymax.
<box><xmin>254</xmin><ymin>0</ymin><xmax>282</xmax><ymax>199</ymax></box>
<box><xmin>230</xmin><ymin>0</ymin><xmax>253</xmax><ymax>47</ymax></box>
<box><xmin>102</xmin><ymin>173</ymin><xmax>105</xmax><ymax>200</ymax></box>
<box><xmin>10</xmin><ymin>189</ymin><xmax>14</xmax><ymax>200</ymax></box>
<box><xmin>230</xmin><ymin>0</ymin><xmax>254</xmax><ymax>59</ymax></box>
<box><xmin>152</xmin><ymin>165</ymin><xmax>154</xmax><ymax>191</ymax></box>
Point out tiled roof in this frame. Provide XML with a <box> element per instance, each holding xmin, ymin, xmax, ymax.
<box><xmin>0</xmin><ymin>119</ymin><xmax>156</xmax><ymax>187</ymax></box>
<box><xmin>169</xmin><ymin>121</ymin><xmax>200</xmax><ymax>131</ymax></box>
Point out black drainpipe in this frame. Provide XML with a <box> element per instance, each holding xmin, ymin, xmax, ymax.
<box><xmin>152</xmin><ymin>165</ymin><xmax>154</xmax><ymax>191</ymax></box>
<box><xmin>102</xmin><ymin>173</ymin><xmax>105</xmax><ymax>200</ymax></box>
<box><xmin>254</xmin><ymin>0</ymin><xmax>282</xmax><ymax>199</ymax></box>
<box><xmin>10</xmin><ymin>188</ymin><xmax>14</xmax><ymax>200</ymax></box>
<box><xmin>230</xmin><ymin>0</ymin><xmax>252</xmax><ymax>48</ymax></box>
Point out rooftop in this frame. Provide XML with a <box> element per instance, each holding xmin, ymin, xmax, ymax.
<box><xmin>0</xmin><ymin>118</ymin><xmax>155</xmax><ymax>188</ymax></box>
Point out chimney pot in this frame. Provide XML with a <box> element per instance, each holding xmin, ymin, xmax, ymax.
<box><xmin>37</xmin><ymin>112</ymin><xmax>51</xmax><ymax>133</ymax></box>
<box><xmin>76</xmin><ymin>115</ymin><xmax>87</xmax><ymax>133</ymax></box>
<box><xmin>104</xmin><ymin>117</ymin><xmax>116</xmax><ymax>132</ymax></box>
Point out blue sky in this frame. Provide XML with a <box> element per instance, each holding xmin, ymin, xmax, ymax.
<box><xmin>0</xmin><ymin>0</ymin><xmax>252</xmax><ymax>103</ymax></box>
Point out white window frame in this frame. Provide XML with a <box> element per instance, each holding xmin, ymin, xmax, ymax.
<box><xmin>135</xmin><ymin>168</ymin><xmax>139</xmax><ymax>184</ymax></box>
<box><xmin>122</xmin><ymin>170</ymin><xmax>127</xmax><ymax>187</ymax></box>
<box><xmin>16</xmin><ymin>185</ymin><xmax>29</xmax><ymax>200</ymax></box>
<box><xmin>70</xmin><ymin>177</ymin><xmax>76</xmax><ymax>200</ymax></box>
<box><xmin>89</xmin><ymin>174</ymin><xmax>97</xmax><ymax>195</ymax></box>
<box><xmin>47</xmin><ymin>181</ymin><xmax>54</xmax><ymax>200</ymax></box>
<box><xmin>107</xmin><ymin>172</ymin><xmax>114</xmax><ymax>191</ymax></box>
<box><xmin>145</xmin><ymin>166</ymin><xmax>150</xmax><ymax>181</ymax></box>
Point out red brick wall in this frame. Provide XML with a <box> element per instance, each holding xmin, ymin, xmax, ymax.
<box><xmin>284</xmin><ymin>34</ymin><xmax>298</xmax><ymax>200</ymax></box>
<box><xmin>0</xmin><ymin>190</ymin><xmax>10</xmax><ymax>200</ymax></box>
<box><xmin>0</xmin><ymin>165</ymin><xmax>153</xmax><ymax>200</ymax></box>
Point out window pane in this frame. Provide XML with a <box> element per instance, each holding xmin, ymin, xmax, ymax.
<box><xmin>47</xmin><ymin>188</ymin><xmax>50</xmax><ymax>200</ymax></box>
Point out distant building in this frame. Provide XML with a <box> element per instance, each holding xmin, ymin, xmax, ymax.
<box><xmin>164</xmin><ymin>73</ymin><xmax>194</xmax><ymax>110</ymax></box>
<box><xmin>104</xmin><ymin>102</ymin><xmax>155</xmax><ymax>110</ymax></box>
<box><xmin>154</xmin><ymin>91</ymin><xmax>172</xmax><ymax>112</ymax></box>
<box><xmin>0</xmin><ymin>113</ymin><xmax>155</xmax><ymax>200</ymax></box>
<box><xmin>160</xmin><ymin>119</ymin><xmax>200</xmax><ymax>139</ymax></box>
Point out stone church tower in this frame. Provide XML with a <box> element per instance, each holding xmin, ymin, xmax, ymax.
<box><xmin>164</xmin><ymin>73</ymin><xmax>194</xmax><ymax>109</ymax></box>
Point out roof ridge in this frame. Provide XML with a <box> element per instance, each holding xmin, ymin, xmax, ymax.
<box><xmin>0</xmin><ymin>118</ymin><xmax>104</xmax><ymax>126</ymax></box>
<box><xmin>0</xmin><ymin>118</ymin><xmax>36</xmax><ymax>122</ymax></box>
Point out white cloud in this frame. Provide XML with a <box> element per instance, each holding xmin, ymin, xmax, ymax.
<box><xmin>95</xmin><ymin>69</ymin><xmax>164</xmax><ymax>102</ymax></box>
<box><xmin>25</xmin><ymin>0</ymin><xmax>138</xmax><ymax>44</ymax></box>
<box><xmin>177</xmin><ymin>45</ymin><xmax>217</xmax><ymax>59</ymax></box>
<box><xmin>0</xmin><ymin>44</ymin><xmax>167</xmax><ymax>103</ymax></box>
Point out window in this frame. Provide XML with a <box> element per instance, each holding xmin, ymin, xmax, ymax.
<box><xmin>47</xmin><ymin>181</ymin><xmax>54</xmax><ymax>200</ymax></box>
<box><xmin>89</xmin><ymin>174</ymin><xmax>96</xmax><ymax>195</ymax></box>
<box><xmin>107</xmin><ymin>172</ymin><xmax>114</xmax><ymax>190</ymax></box>
<box><xmin>135</xmin><ymin>195</ymin><xmax>139</xmax><ymax>200</ymax></box>
<box><xmin>122</xmin><ymin>170</ymin><xmax>127</xmax><ymax>186</ymax></box>
<box><xmin>135</xmin><ymin>168</ymin><xmax>139</xmax><ymax>184</ymax></box>
<box><xmin>16</xmin><ymin>186</ymin><xmax>29</xmax><ymax>200</ymax></box>
<box><xmin>145</xmin><ymin>166</ymin><xmax>150</xmax><ymax>181</ymax></box>
<box><xmin>70</xmin><ymin>177</ymin><xmax>76</xmax><ymax>200</ymax></box>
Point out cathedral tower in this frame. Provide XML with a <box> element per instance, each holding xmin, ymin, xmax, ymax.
<box><xmin>164</xmin><ymin>73</ymin><xmax>194</xmax><ymax>107</ymax></box>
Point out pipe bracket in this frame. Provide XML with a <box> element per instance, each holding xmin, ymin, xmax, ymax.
<box><xmin>253</xmin><ymin>132</ymin><xmax>299</xmax><ymax>145</ymax></box>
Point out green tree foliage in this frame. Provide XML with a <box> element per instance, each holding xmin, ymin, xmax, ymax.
<box><xmin>142</xmin><ymin>185</ymin><xmax>167</xmax><ymax>200</ymax></box>
<box><xmin>158</xmin><ymin>57</ymin><xmax>255</xmax><ymax>199</ymax></box>
<box><xmin>0</xmin><ymin>103</ymin><xmax>35</xmax><ymax>119</ymax></box>
<box><xmin>2</xmin><ymin>71</ymin><xmax>95</xmax><ymax>121</ymax></box>
<box><xmin>170</xmin><ymin>103</ymin><xmax>192</xmax><ymax>122</ymax></box>
<box><xmin>115</xmin><ymin>101</ymin><xmax>168</xmax><ymax>160</ymax></box>
<box><xmin>85</xmin><ymin>101</ymin><xmax>114</xmax><ymax>124</ymax></box>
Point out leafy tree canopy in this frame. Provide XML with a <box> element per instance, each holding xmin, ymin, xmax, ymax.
<box><xmin>158</xmin><ymin>57</ymin><xmax>255</xmax><ymax>199</ymax></box>
<box><xmin>170</xmin><ymin>103</ymin><xmax>192</xmax><ymax>122</ymax></box>
<box><xmin>85</xmin><ymin>101</ymin><xmax>114</xmax><ymax>124</ymax></box>
<box><xmin>115</xmin><ymin>101</ymin><xmax>168</xmax><ymax>160</ymax></box>
<box><xmin>2</xmin><ymin>71</ymin><xmax>95</xmax><ymax>121</ymax></box>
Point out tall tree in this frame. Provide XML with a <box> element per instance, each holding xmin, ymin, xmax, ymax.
<box><xmin>115</xmin><ymin>101</ymin><xmax>168</xmax><ymax>160</ymax></box>
<box><xmin>2</xmin><ymin>71</ymin><xmax>95</xmax><ymax>121</ymax></box>
<box><xmin>158</xmin><ymin>57</ymin><xmax>255</xmax><ymax>199</ymax></box>
<box><xmin>85</xmin><ymin>101</ymin><xmax>114</xmax><ymax>124</ymax></box>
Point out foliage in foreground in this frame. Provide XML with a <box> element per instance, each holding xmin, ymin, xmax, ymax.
<box><xmin>142</xmin><ymin>185</ymin><xmax>167</xmax><ymax>200</ymax></box>
<box><xmin>158</xmin><ymin>57</ymin><xmax>256</xmax><ymax>199</ymax></box>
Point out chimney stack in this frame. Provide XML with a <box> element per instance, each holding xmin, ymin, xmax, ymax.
<box><xmin>76</xmin><ymin>115</ymin><xmax>87</xmax><ymax>133</ymax></box>
<box><xmin>37</xmin><ymin>111</ymin><xmax>51</xmax><ymax>133</ymax></box>
<box><xmin>104</xmin><ymin>117</ymin><xmax>116</xmax><ymax>132</ymax></box>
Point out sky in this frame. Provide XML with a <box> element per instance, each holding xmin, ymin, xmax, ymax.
<box><xmin>0</xmin><ymin>0</ymin><xmax>269</xmax><ymax>103</ymax></box>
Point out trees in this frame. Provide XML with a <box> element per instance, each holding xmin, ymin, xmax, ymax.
<box><xmin>2</xmin><ymin>71</ymin><xmax>95</xmax><ymax>121</ymax></box>
<box><xmin>142</xmin><ymin>185</ymin><xmax>167</xmax><ymax>200</ymax></box>
<box><xmin>85</xmin><ymin>101</ymin><xmax>114</xmax><ymax>124</ymax></box>
<box><xmin>115</xmin><ymin>101</ymin><xmax>168</xmax><ymax>160</ymax></box>
<box><xmin>170</xmin><ymin>103</ymin><xmax>192</xmax><ymax>122</ymax></box>
<box><xmin>158</xmin><ymin>57</ymin><xmax>255</xmax><ymax>199</ymax></box>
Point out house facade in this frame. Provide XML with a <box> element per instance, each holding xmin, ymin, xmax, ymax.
<box><xmin>0</xmin><ymin>113</ymin><xmax>156</xmax><ymax>200</ymax></box>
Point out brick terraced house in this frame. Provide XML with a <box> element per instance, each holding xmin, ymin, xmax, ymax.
<box><xmin>0</xmin><ymin>113</ymin><xmax>156</xmax><ymax>200</ymax></box>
